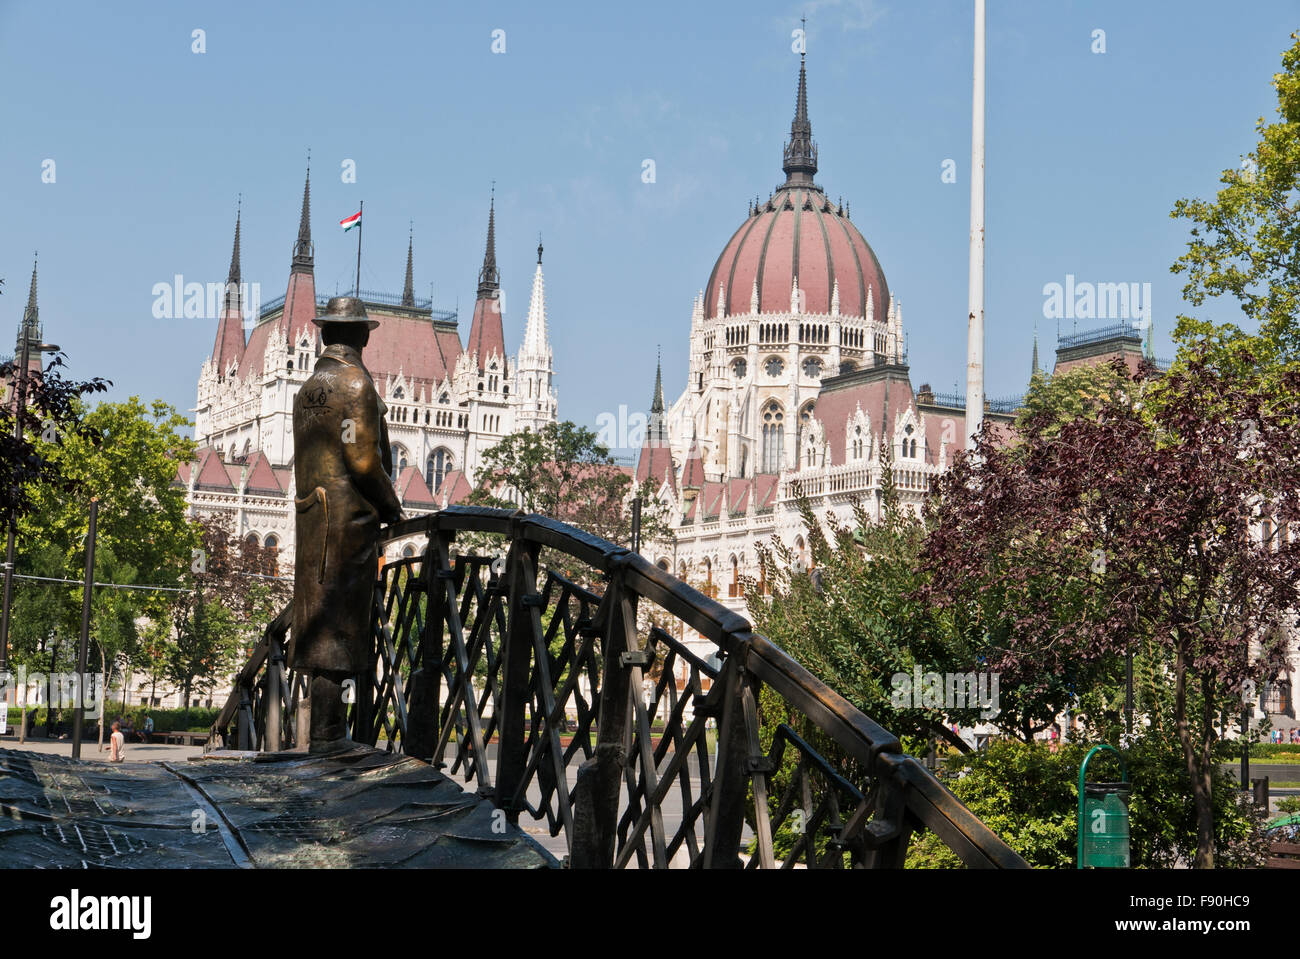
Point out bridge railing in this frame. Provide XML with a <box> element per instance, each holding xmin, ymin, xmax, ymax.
<box><xmin>209</xmin><ymin>504</ymin><xmax>1026</xmax><ymax>869</ymax></box>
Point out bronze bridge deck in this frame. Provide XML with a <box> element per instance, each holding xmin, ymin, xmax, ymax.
<box><xmin>0</xmin><ymin>746</ymin><xmax>555</xmax><ymax>869</ymax></box>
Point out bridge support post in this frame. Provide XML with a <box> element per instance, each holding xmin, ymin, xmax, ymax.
<box><xmin>497</xmin><ymin>526</ymin><xmax>540</xmax><ymax>820</ymax></box>
<box><xmin>237</xmin><ymin>684</ymin><xmax>253</xmax><ymax>751</ymax></box>
<box><xmin>266</xmin><ymin>651</ymin><xmax>283</xmax><ymax>753</ymax></box>
<box><xmin>295</xmin><ymin>674</ymin><xmax>311</xmax><ymax>752</ymax></box>
<box><xmin>702</xmin><ymin>640</ymin><xmax>751</xmax><ymax>868</ymax></box>
<box><xmin>571</xmin><ymin>571</ymin><xmax>635</xmax><ymax>868</ymax></box>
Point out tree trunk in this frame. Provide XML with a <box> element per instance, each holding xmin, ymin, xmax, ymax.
<box><xmin>1174</xmin><ymin>644</ymin><xmax>1215</xmax><ymax>867</ymax></box>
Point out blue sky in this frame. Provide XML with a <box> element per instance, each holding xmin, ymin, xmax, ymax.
<box><xmin>1</xmin><ymin>0</ymin><xmax>1295</xmax><ymax>454</ymax></box>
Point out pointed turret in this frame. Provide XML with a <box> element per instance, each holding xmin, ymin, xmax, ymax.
<box><xmin>278</xmin><ymin>160</ymin><xmax>318</xmax><ymax>347</ymax></box>
<box><xmin>681</xmin><ymin>429</ymin><xmax>705</xmax><ymax>490</ymax></box>
<box><xmin>212</xmin><ymin>205</ymin><xmax>247</xmax><ymax>377</ymax></box>
<box><xmin>15</xmin><ymin>256</ymin><xmax>41</xmax><ymax>373</ymax></box>
<box><xmin>291</xmin><ymin>159</ymin><xmax>313</xmax><ymax>274</ymax></box>
<box><xmin>402</xmin><ymin>227</ymin><xmax>415</xmax><ymax>307</ymax></box>
<box><xmin>467</xmin><ymin>189</ymin><xmax>507</xmax><ymax>369</ymax></box>
<box><xmin>1031</xmin><ymin>328</ymin><xmax>1041</xmax><ymax>378</ymax></box>
<box><xmin>477</xmin><ymin>191</ymin><xmax>500</xmax><ymax>298</ymax></box>
<box><xmin>513</xmin><ymin>232</ymin><xmax>557</xmax><ymax>433</ymax></box>
<box><xmin>520</xmin><ymin>235</ymin><xmax>549</xmax><ymax>358</ymax></box>
<box><xmin>22</xmin><ymin>257</ymin><xmax>38</xmax><ymax>335</ymax></box>
<box><xmin>781</xmin><ymin>54</ymin><xmax>819</xmax><ymax>187</ymax></box>
<box><xmin>636</xmin><ymin>351</ymin><xmax>675</xmax><ymax>492</ymax></box>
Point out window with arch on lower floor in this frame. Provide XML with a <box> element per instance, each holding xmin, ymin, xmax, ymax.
<box><xmin>761</xmin><ymin>401</ymin><xmax>785</xmax><ymax>473</ymax></box>
<box><xmin>427</xmin><ymin>447</ymin><xmax>453</xmax><ymax>494</ymax></box>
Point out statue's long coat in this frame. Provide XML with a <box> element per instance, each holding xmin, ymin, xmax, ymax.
<box><xmin>289</xmin><ymin>343</ymin><xmax>402</xmax><ymax>675</ymax></box>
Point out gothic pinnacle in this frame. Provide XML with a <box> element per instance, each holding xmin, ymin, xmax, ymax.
<box><xmin>291</xmin><ymin>155</ymin><xmax>314</xmax><ymax>273</ymax></box>
<box><xmin>402</xmin><ymin>225</ymin><xmax>415</xmax><ymax>307</ymax></box>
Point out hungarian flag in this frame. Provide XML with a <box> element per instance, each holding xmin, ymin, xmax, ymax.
<box><xmin>340</xmin><ymin>211</ymin><xmax>361</xmax><ymax>232</ymax></box>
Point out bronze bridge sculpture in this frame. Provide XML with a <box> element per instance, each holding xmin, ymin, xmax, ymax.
<box><xmin>208</xmin><ymin>504</ymin><xmax>1028</xmax><ymax>870</ymax></box>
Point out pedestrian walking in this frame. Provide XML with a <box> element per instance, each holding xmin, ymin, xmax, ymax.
<box><xmin>109</xmin><ymin>721</ymin><xmax>125</xmax><ymax>762</ymax></box>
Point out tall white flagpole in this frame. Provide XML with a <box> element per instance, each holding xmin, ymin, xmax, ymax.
<box><xmin>965</xmin><ymin>0</ymin><xmax>986</xmax><ymax>451</ymax></box>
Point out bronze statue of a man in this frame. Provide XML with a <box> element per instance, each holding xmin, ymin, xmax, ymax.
<box><xmin>290</xmin><ymin>296</ymin><xmax>402</xmax><ymax>753</ymax></box>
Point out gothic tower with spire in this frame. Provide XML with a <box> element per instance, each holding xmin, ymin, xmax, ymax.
<box><xmin>512</xmin><ymin>236</ymin><xmax>557</xmax><ymax>435</ymax></box>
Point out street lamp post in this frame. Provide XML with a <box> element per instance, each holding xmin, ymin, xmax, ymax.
<box><xmin>71</xmin><ymin>497</ymin><xmax>97</xmax><ymax>760</ymax></box>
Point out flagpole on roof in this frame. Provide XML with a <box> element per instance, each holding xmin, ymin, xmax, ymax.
<box><xmin>354</xmin><ymin>200</ymin><xmax>364</xmax><ymax>298</ymax></box>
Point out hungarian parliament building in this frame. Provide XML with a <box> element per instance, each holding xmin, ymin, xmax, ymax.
<box><xmin>177</xmin><ymin>56</ymin><xmax>1152</xmax><ymax>621</ymax></box>
<box><xmin>169</xmin><ymin>57</ymin><xmax>1274</xmax><ymax>726</ymax></box>
<box><xmin>180</xmin><ymin>176</ymin><xmax>558</xmax><ymax>564</ymax></box>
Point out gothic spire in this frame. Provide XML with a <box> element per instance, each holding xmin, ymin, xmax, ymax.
<box><xmin>291</xmin><ymin>156</ymin><xmax>313</xmax><ymax>274</ymax></box>
<box><xmin>223</xmin><ymin>202</ymin><xmax>242</xmax><ymax>317</ymax></box>
<box><xmin>521</xmin><ymin>237</ymin><xmax>549</xmax><ymax>358</ymax></box>
<box><xmin>22</xmin><ymin>255</ymin><xmax>38</xmax><ymax>334</ymax></box>
<box><xmin>1031</xmin><ymin>327</ymin><xmax>1041</xmax><ymax>377</ymax></box>
<box><xmin>477</xmin><ymin>187</ymin><xmax>500</xmax><ymax>297</ymax></box>
<box><xmin>650</xmin><ymin>349</ymin><xmax>665</xmax><ymax>415</ymax></box>
<box><xmin>402</xmin><ymin>224</ymin><xmax>415</xmax><ymax>307</ymax></box>
<box><xmin>782</xmin><ymin>53</ymin><xmax>818</xmax><ymax>186</ymax></box>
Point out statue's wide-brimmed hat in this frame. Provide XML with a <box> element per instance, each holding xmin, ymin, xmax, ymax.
<box><xmin>312</xmin><ymin>295</ymin><xmax>379</xmax><ymax>329</ymax></box>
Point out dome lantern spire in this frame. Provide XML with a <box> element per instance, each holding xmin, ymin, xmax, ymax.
<box><xmin>782</xmin><ymin>49</ymin><xmax>818</xmax><ymax>187</ymax></box>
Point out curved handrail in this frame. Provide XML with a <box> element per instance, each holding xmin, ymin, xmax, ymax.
<box><xmin>215</xmin><ymin>504</ymin><xmax>1026</xmax><ymax>869</ymax></box>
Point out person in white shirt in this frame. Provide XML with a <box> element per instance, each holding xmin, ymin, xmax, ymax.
<box><xmin>110</xmin><ymin>721</ymin><xmax>125</xmax><ymax>762</ymax></box>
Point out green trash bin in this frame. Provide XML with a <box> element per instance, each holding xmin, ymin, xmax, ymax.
<box><xmin>1078</xmin><ymin>745</ymin><xmax>1131</xmax><ymax>868</ymax></box>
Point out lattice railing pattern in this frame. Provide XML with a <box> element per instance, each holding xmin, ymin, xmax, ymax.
<box><xmin>210</xmin><ymin>506</ymin><xmax>1027</xmax><ymax>870</ymax></box>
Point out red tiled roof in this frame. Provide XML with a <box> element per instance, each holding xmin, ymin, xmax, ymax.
<box><xmin>752</xmin><ymin>473</ymin><xmax>779</xmax><ymax>510</ymax></box>
<box><xmin>636</xmin><ymin>440</ymin><xmax>675</xmax><ymax>489</ymax></box>
<box><xmin>681</xmin><ymin>440</ymin><xmax>705</xmax><ymax>488</ymax></box>
<box><xmin>699</xmin><ymin>481</ymin><xmax>726</xmax><ymax>520</ymax></box>
<box><xmin>466</xmin><ymin>292</ymin><xmax>506</xmax><ymax>369</ymax></box>
<box><xmin>396</xmin><ymin>466</ymin><xmax>437</xmax><ymax>507</ymax></box>
<box><xmin>435</xmin><ymin>469</ymin><xmax>473</xmax><ymax>507</ymax></box>
<box><xmin>194</xmin><ymin>448</ymin><xmax>235</xmax><ymax>490</ymax></box>
<box><xmin>726</xmin><ymin>477</ymin><xmax>751</xmax><ymax>515</ymax></box>
<box><xmin>366</xmin><ymin>317</ymin><xmax>463</xmax><ymax>392</ymax></box>
<box><xmin>244</xmin><ymin>452</ymin><xmax>284</xmax><ymax>495</ymax></box>
<box><xmin>212</xmin><ymin>304</ymin><xmax>246</xmax><ymax>375</ymax></box>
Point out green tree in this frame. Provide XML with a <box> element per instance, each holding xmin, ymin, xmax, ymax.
<box><xmin>166</xmin><ymin>589</ymin><xmax>238</xmax><ymax>712</ymax></box>
<box><xmin>926</xmin><ymin>353</ymin><xmax>1300</xmax><ymax>867</ymax></box>
<box><xmin>1170</xmin><ymin>32</ymin><xmax>1300</xmax><ymax>376</ymax></box>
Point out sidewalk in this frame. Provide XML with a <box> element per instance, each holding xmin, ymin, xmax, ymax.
<box><xmin>0</xmin><ymin>735</ymin><xmax>204</xmax><ymax>762</ymax></box>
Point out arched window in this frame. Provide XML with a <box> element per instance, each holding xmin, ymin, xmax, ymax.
<box><xmin>852</xmin><ymin>425</ymin><xmax>864</xmax><ymax>460</ymax></box>
<box><xmin>729</xmin><ymin>555</ymin><xmax>739</xmax><ymax>598</ymax></box>
<box><xmin>764</xmin><ymin>357</ymin><xmax>784</xmax><ymax>378</ymax></box>
<box><xmin>402</xmin><ymin>544</ymin><xmax>416</xmax><ymax>559</ymax></box>
<box><xmin>264</xmin><ymin>534</ymin><xmax>278</xmax><ymax>551</ymax></box>
<box><xmin>390</xmin><ymin>444</ymin><xmax>409</xmax><ymax>480</ymax></box>
<box><xmin>244</xmin><ymin>533</ymin><xmax>260</xmax><ymax>547</ymax></box>
<box><xmin>732</xmin><ymin>358</ymin><xmax>747</xmax><ymax>380</ymax></box>
<box><xmin>761</xmin><ymin>401</ymin><xmax>785</xmax><ymax>473</ymax></box>
<box><xmin>802</xmin><ymin>357</ymin><xmax>822</xmax><ymax>379</ymax></box>
<box><xmin>427</xmin><ymin>448</ymin><xmax>452</xmax><ymax>493</ymax></box>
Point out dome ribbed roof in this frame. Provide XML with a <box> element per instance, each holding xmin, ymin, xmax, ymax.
<box><xmin>702</xmin><ymin>56</ymin><xmax>889</xmax><ymax>322</ymax></box>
